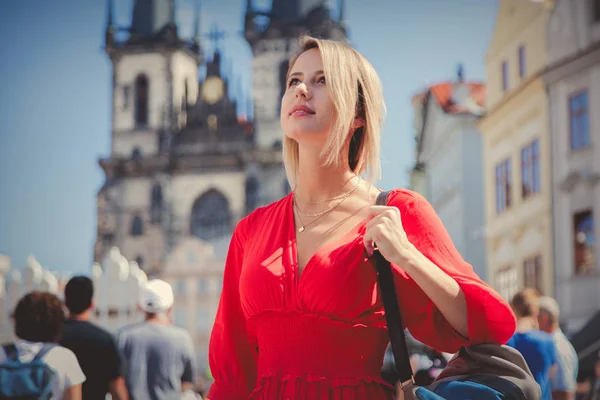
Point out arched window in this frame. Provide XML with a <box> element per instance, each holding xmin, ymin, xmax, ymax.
<box><xmin>190</xmin><ymin>190</ymin><xmax>231</xmax><ymax>240</ymax></box>
<box><xmin>150</xmin><ymin>183</ymin><xmax>163</xmax><ymax>224</ymax></box>
<box><xmin>131</xmin><ymin>147</ymin><xmax>142</xmax><ymax>160</ymax></box>
<box><xmin>135</xmin><ymin>74</ymin><xmax>149</xmax><ymax>126</ymax></box>
<box><xmin>130</xmin><ymin>214</ymin><xmax>143</xmax><ymax>236</ymax></box>
<box><xmin>245</xmin><ymin>176</ymin><xmax>260</xmax><ymax>215</ymax></box>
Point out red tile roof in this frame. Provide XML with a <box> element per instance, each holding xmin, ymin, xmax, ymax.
<box><xmin>413</xmin><ymin>82</ymin><xmax>485</xmax><ymax>114</ymax></box>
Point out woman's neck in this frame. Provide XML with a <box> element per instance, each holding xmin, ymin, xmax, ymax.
<box><xmin>294</xmin><ymin>147</ymin><xmax>357</xmax><ymax>203</ymax></box>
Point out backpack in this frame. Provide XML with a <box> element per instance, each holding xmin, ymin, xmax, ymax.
<box><xmin>374</xmin><ymin>191</ymin><xmax>541</xmax><ymax>400</ymax></box>
<box><xmin>0</xmin><ymin>343</ymin><xmax>57</xmax><ymax>400</ymax></box>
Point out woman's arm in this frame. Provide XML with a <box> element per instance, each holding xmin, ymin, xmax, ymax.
<box><xmin>207</xmin><ymin>220</ymin><xmax>258</xmax><ymax>400</ymax></box>
<box><xmin>365</xmin><ymin>189</ymin><xmax>515</xmax><ymax>353</ymax></box>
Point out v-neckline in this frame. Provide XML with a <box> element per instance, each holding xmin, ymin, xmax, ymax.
<box><xmin>287</xmin><ymin>194</ymin><xmax>368</xmax><ymax>287</ymax></box>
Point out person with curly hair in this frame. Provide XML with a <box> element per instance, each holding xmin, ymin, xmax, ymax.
<box><xmin>0</xmin><ymin>291</ymin><xmax>86</xmax><ymax>400</ymax></box>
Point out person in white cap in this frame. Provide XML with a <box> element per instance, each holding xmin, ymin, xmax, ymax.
<box><xmin>538</xmin><ymin>296</ymin><xmax>578</xmax><ymax>400</ymax></box>
<box><xmin>116</xmin><ymin>279</ymin><xmax>198</xmax><ymax>400</ymax></box>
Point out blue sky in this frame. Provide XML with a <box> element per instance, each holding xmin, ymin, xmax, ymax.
<box><xmin>0</xmin><ymin>0</ymin><xmax>499</xmax><ymax>274</ymax></box>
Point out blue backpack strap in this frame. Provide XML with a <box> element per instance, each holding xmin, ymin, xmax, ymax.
<box><xmin>2</xmin><ymin>343</ymin><xmax>18</xmax><ymax>361</ymax></box>
<box><xmin>33</xmin><ymin>343</ymin><xmax>57</xmax><ymax>362</ymax></box>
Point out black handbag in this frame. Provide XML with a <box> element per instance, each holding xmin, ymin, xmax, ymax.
<box><xmin>373</xmin><ymin>190</ymin><xmax>540</xmax><ymax>400</ymax></box>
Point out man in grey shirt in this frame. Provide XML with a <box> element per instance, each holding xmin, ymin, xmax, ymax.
<box><xmin>117</xmin><ymin>279</ymin><xmax>197</xmax><ymax>400</ymax></box>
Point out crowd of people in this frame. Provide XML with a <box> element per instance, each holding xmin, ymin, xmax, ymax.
<box><xmin>505</xmin><ymin>288</ymin><xmax>600</xmax><ymax>400</ymax></box>
<box><xmin>0</xmin><ymin>276</ymin><xmax>204</xmax><ymax>400</ymax></box>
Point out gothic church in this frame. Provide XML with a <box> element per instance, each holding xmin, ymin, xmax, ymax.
<box><xmin>94</xmin><ymin>0</ymin><xmax>347</xmax><ymax>275</ymax></box>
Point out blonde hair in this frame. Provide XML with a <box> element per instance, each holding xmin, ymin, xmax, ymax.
<box><xmin>282</xmin><ymin>36</ymin><xmax>386</xmax><ymax>188</ymax></box>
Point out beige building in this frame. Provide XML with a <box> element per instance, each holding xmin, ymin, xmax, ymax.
<box><xmin>545</xmin><ymin>0</ymin><xmax>600</xmax><ymax>332</ymax></box>
<box><xmin>161</xmin><ymin>238</ymin><xmax>224</xmax><ymax>375</ymax></box>
<box><xmin>479</xmin><ymin>0</ymin><xmax>554</xmax><ymax>300</ymax></box>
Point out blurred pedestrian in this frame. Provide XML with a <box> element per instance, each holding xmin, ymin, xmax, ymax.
<box><xmin>507</xmin><ymin>288</ymin><xmax>557</xmax><ymax>400</ymax></box>
<box><xmin>538</xmin><ymin>296</ymin><xmax>578</xmax><ymax>399</ymax></box>
<box><xmin>117</xmin><ymin>279</ymin><xmax>197</xmax><ymax>400</ymax></box>
<box><xmin>61</xmin><ymin>276</ymin><xmax>128</xmax><ymax>400</ymax></box>
<box><xmin>0</xmin><ymin>291</ymin><xmax>85</xmax><ymax>400</ymax></box>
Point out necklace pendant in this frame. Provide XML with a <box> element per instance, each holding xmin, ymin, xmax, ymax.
<box><xmin>298</xmin><ymin>226</ymin><xmax>305</xmax><ymax>233</ymax></box>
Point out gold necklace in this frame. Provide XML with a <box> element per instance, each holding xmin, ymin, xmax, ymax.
<box><xmin>293</xmin><ymin>202</ymin><xmax>327</xmax><ymax>233</ymax></box>
<box><xmin>293</xmin><ymin>187</ymin><xmax>354</xmax><ymax>233</ymax></box>
<box><xmin>293</xmin><ymin>176</ymin><xmax>362</xmax><ymax>205</ymax></box>
<box><xmin>294</xmin><ymin>178</ymin><xmax>362</xmax><ymax>218</ymax></box>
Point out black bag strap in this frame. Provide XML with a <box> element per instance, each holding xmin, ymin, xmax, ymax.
<box><xmin>2</xmin><ymin>343</ymin><xmax>18</xmax><ymax>362</ymax></box>
<box><xmin>374</xmin><ymin>190</ymin><xmax>415</xmax><ymax>388</ymax></box>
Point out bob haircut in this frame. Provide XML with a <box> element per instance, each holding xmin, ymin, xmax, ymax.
<box><xmin>283</xmin><ymin>36</ymin><xmax>386</xmax><ymax>188</ymax></box>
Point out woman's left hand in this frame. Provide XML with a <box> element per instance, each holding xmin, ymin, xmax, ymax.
<box><xmin>363</xmin><ymin>205</ymin><xmax>417</xmax><ymax>266</ymax></box>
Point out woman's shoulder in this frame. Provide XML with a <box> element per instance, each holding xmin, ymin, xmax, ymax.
<box><xmin>383</xmin><ymin>187</ymin><xmax>429</xmax><ymax>208</ymax></box>
<box><xmin>233</xmin><ymin>194</ymin><xmax>292</xmax><ymax>237</ymax></box>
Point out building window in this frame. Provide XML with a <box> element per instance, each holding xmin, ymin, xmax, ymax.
<box><xmin>523</xmin><ymin>254</ymin><xmax>542</xmax><ymax>293</ymax></box>
<box><xmin>196</xmin><ymin>307</ymin><xmax>209</xmax><ymax>331</ymax></box>
<box><xmin>574</xmin><ymin>210</ymin><xmax>595</xmax><ymax>275</ymax></box>
<box><xmin>569</xmin><ymin>91</ymin><xmax>590</xmax><ymax>150</ymax></box>
<box><xmin>135</xmin><ymin>255</ymin><xmax>144</xmax><ymax>269</ymax></box>
<box><xmin>521</xmin><ymin>139</ymin><xmax>540</xmax><ymax>199</ymax></box>
<box><xmin>502</xmin><ymin>61</ymin><xmax>508</xmax><ymax>92</ymax></box>
<box><xmin>495</xmin><ymin>159</ymin><xmax>511</xmax><ymax>214</ymax></box>
<box><xmin>176</xmin><ymin>279</ymin><xmax>186</xmax><ymax>294</ymax></box>
<box><xmin>135</xmin><ymin>74</ymin><xmax>149</xmax><ymax>127</ymax></box>
<box><xmin>197</xmin><ymin>279</ymin><xmax>207</xmax><ymax>295</ymax></box>
<box><xmin>594</xmin><ymin>0</ymin><xmax>600</xmax><ymax>22</ymax></box>
<box><xmin>123</xmin><ymin>85</ymin><xmax>131</xmax><ymax>110</ymax></box>
<box><xmin>130</xmin><ymin>215</ymin><xmax>143</xmax><ymax>236</ymax></box>
<box><xmin>245</xmin><ymin>176</ymin><xmax>260</xmax><ymax>216</ymax></box>
<box><xmin>518</xmin><ymin>46</ymin><xmax>526</xmax><ymax>78</ymax></box>
<box><xmin>495</xmin><ymin>265</ymin><xmax>518</xmax><ymax>300</ymax></box>
<box><xmin>190</xmin><ymin>189</ymin><xmax>232</xmax><ymax>241</ymax></box>
<box><xmin>131</xmin><ymin>147</ymin><xmax>142</xmax><ymax>160</ymax></box>
<box><xmin>173</xmin><ymin>308</ymin><xmax>186</xmax><ymax>328</ymax></box>
<box><xmin>150</xmin><ymin>183</ymin><xmax>163</xmax><ymax>225</ymax></box>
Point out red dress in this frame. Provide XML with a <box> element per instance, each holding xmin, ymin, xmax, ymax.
<box><xmin>208</xmin><ymin>189</ymin><xmax>516</xmax><ymax>400</ymax></box>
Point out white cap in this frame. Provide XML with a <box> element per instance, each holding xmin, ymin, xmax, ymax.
<box><xmin>139</xmin><ymin>279</ymin><xmax>174</xmax><ymax>314</ymax></box>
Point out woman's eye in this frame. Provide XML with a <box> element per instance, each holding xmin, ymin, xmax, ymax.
<box><xmin>317</xmin><ymin>76</ymin><xmax>326</xmax><ymax>84</ymax></box>
<box><xmin>288</xmin><ymin>78</ymin><xmax>300</xmax><ymax>87</ymax></box>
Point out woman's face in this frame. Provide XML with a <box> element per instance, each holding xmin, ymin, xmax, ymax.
<box><xmin>280</xmin><ymin>48</ymin><xmax>335</xmax><ymax>147</ymax></box>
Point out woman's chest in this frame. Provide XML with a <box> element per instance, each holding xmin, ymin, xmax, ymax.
<box><xmin>238</xmin><ymin>232</ymin><xmax>383</xmax><ymax>318</ymax></box>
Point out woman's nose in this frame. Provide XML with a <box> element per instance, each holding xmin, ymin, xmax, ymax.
<box><xmin>294</xmin><ymin>83</ymin><xmax>310</xmax><ymax>99</ymax></box>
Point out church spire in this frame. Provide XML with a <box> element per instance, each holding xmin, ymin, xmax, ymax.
<box><xmin>193</xmin><ymin>0</ymin><xmax>201</xmax><ymax>43</ymax></box>
<box><xmin>105</xmin><ymin>0</ymin><xmax>115</xmax><ymax>47</ymax></box>
<box><xmin>130</xmin><ymin>0</ymin><xmax>176</xmax><ymax>38</ymax></box>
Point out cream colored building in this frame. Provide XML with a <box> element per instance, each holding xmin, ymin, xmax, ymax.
<box><xmin>160</xmin><ymin>237</ymin><xmax>224</xmax><ymax>375</ymax></box>
<box><xmin>545</xmin><ymin>0</ymin><xmax>600</xmax><ymax>332</ymax></box>
<box><xmin>479</xmin><ymin>0</ymin><xmax>554</xmax><ymax>300</ymax></box>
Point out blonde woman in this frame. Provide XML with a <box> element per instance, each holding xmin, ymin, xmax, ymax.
<box><xmin>207</xmin><ymin>36</ymin><xmax>516</xmax><ymax>400</ymax></box>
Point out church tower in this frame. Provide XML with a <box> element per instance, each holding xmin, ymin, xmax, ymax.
<box><xmin>244</xmin><ymin>0</ymin><xmax>347</xmax><ymax>148</ymax></box>
<box><xmin>95</xmin><ymin>0</ymin><xmax>202</xmax><ymax>274</ymax></box>
<box><xmin>95</xmin><ymin>0</ymin><xmax>288</xmax><ymax>275</ymax></box>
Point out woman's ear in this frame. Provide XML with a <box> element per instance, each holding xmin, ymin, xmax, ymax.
<box><xmin>352</xmin><ymin>118</ymin><xmax>365</xmax><ymax>130</ymax></box>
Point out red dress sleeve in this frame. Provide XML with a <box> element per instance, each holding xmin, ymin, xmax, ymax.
<box><xmin>388</xmin><ymin>189</ymin><xmax>516</xmax><ymax>354</ymax></box>
<box><xmin>207</xmin><ymin>219</ymin><xmax>258</xmax><ymax>399</ymax></box>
